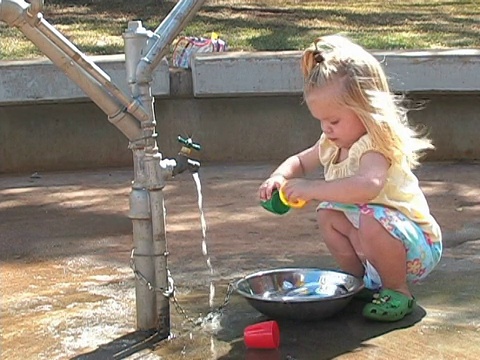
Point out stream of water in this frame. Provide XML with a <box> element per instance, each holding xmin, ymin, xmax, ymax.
<box><xmin>191</xmin><ymin>172</ymin><xmax>222</xmax><ymax>357</ymax></box>
<box><xmin>192</xmin><ymin>172</ymin><xmax>216</xmax><ymax>309</ymax></box>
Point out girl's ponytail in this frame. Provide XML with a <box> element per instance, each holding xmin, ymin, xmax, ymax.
<box><xmin>301</xmin><ymin>43</ymin><xmax>319</xmax><ymax>78</ymax></box>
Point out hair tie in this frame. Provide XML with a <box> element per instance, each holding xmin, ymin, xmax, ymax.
<box><xmin>313</xmin><ymin>50</ymin><xmax>325</xmax><ymax>64</ymax></box>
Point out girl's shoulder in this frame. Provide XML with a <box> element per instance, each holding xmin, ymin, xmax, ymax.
<box><xmin>346</xmin><ymin>134</ymin><xmax>388</xmax><ymax>171</ymax></box>
<box><xmin>349</xmin><ymin>134</ymin><xmax>378</xmax><ymax>158</ymax></box>
<box><xmin>319</xmin><ymin>133</ymin><xmax>378</xmax><ymax>166</ymax></box>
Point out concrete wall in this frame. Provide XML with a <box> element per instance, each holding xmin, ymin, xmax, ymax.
<box><xmin>1</xmin><ymin>50</ymin><xmax>479</xmax><ymax>174</ymax></box>
<box><xmin>0</xmin><ymin>55</ymin><xmax>170</xmax><ymax>104</ymax></box>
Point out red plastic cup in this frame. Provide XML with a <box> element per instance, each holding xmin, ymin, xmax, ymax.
<box><xmin>244</xmin><ymin>320</ymin><xmax>280</xmax><ymax>349</ymax></box>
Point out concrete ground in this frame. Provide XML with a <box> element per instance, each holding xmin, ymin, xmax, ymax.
<box><xmin>1</xmin><ymin>162</ymin><xmax>479</xmax><ymax>360</ymax></box>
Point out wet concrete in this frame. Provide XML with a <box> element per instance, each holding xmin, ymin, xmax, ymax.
<box><xmin>1</xmin><ymin>162</ymin><xmax>479</xmax><ymax>359</ymax></box>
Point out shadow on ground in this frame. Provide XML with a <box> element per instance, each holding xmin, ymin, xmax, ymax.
<box><xmin>70</xmin><ymin>330</ymin><xmax>163</xmax><ymax>360</ymax></box>
<box><xmin>68</xmin><ymin>297</ymin><xmax>426</xmax><ymax>360</ymax></box>
<box><xmin>216</xmin><ymin>299</ymin><xmax>426</xmax><ymax>360</ymax></box>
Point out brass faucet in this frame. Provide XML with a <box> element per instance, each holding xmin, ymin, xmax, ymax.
<box><xmin>172</xmin><ymin>136</ymin><xmax>201</xmax><ymax>176</ymax></box>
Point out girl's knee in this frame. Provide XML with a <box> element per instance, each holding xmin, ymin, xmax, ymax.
<box><xmin>358</xmin><ymin>212</ymin><xmax>384</xmax><ymax>239</ymax></box>
<box><xmin>317</xmin><ymin>208</ymin><xmax>340</xmax><ymax>227</ymax></box>
<box><xmin>317</xmin><ymin>209</ymin><xmax>355</xmax><ymax>242</ymax></box>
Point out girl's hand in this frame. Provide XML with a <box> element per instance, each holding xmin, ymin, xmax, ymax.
<box><xmin>281</xmin><ymin>178</ymin><xmax>313</xmax><ymax>203</ymax></box>
<box><xmin>259</xmin><ymin>174</ymin><xmax>285</xmax><ymax>201</ymax></box>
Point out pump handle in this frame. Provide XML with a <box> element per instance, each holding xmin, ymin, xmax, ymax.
<box><xmin>177</xmin><ymin>135</ymin><xmax>201</xmax><ymax>151</ymax></box>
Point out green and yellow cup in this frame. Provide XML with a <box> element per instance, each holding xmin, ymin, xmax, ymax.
<box><xmin>261</xmin><ymin>189</ymin><xmax>290</xmax><ymax>214</ymax></box>
<box><xmin>261</xmin><ymin>187</ymin><xmax>306</xmax><ymax>215</ymax></box>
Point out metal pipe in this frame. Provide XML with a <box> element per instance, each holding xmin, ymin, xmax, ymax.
<box><xmin>0</xmin><ymin>0</ymin><xmax>143</xmax><ymax>141</ymax></box>
<box><xmin>124</xmin><ymin>19</ymin><xmax>167</xmax><ymax>332</ymax></box>
<box><xmin>34</xmin><ymin>16</ymin><xmax>150</xmax><ymax>123</ymax></box>
<box><xmin>129</xmin><ymin>186</ymin><xmax>157</xmax><ymax>330</ymax></box>
<box><xmin>127</xmin><ymin>0</ymin><xmax>207</xmax><ymax>332</ymax></box>
<box><xmin>130</xmin><ymin>152</ymin><xmax>172</xmax><ymax>334</ymax></box>
<box><xmin>136</xmin><ymin>84</ymin><xmax>157</xmax><ymax>152</ymax></box>
<box><xmin>146</xmin><ymin>156</ymin><xmax>170</xmax><ymax>338</ymax></box>
<box><xmin>136</xmin><ymin>0</ymin><xmax>207</xmax><ymax>83</ymax></box>
<box><xmin>20</xmin><ymin>23</ymin><xmax>142</xmax><ymax>141</ymax></box>
<box><xmin>23</xmin><ymin>23</ymin><xmax>142</xmax><ymax>141</ymax></box>
<box><xmin>131</xmin><ymin>51</ymin><xmax>167</xmax><ymax>334</ymax></box>
<box><xmin>124</xmin><ymin>21</ymin><xmax>152</xmax><ymax>98</ymax></box>
<box><xmin>124</xmin><ymin>21</ymin><xmax>157</xmax><ymax>151</ymax></box>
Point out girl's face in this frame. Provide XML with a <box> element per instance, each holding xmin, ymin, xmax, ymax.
<box><xmin>306</xmin><ymin>82</ymin><xmax>366</xmax><ymax>150</ymax></box>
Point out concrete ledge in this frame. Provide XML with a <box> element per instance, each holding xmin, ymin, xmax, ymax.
<box><xmin>1</xmin><ymin>49</ymin><xmax>479</xmax><ymax>104</ymax></box>
<box><xmin>192</xmin><ymin>51</ymin><xmax>303</xmax><ymax>97</ymax></box>
<box><xmin>0</xmin><ymin>55</ymin><xmax>170</xmax><ymax>105</ymax></box>
<box><xmin>191</xmin><ymin>49</ymin><xmax>480</xmax><ymax>97</ymax></box>
<box><xmin>379</xmin><ymin>49</ymin><xmax>480</xmax><ymax>93</ymax></box>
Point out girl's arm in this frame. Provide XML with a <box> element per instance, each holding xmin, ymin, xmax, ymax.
<box><xmin>283</xmin><ymin>151</ymin><xmax>390</xmax><ymax>204</ymax></box>
<box><xmin>259</xmin><ymin>141</ymin><xmax>321</xmax><ymax>200</ymax></box>
<box><xmin>270</xmin><ymin>141</ymin><xmax>321</xmax><ymax>179</ymax></box>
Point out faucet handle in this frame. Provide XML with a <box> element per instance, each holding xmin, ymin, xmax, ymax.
<box><xmin>177</xmin><ymin>135</ymin><xmax>201</xmax><ymax>151</ymax></box>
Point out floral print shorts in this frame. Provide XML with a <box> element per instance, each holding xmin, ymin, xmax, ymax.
<box><xmin>317</xmin><ymin>202</ymin><xmax>443</xmax><ymax>290</ymax></box>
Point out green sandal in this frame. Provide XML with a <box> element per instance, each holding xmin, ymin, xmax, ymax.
<box><xmin>362</xmin><ymin>289</ymin><xmax>415</xmax><ymax>322</ymax></box>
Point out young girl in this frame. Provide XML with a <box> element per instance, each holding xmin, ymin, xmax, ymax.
<box><xmin>259</xmin><ymin>35</ymin><xmax>442</xmax><ymax>322</ymax></box>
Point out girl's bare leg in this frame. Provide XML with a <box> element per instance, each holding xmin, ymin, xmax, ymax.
<box><xmin>358</xmin><ymin>213</ymin><xmax>412</xmax><ymax>298</ymax></box>
<box><xmin>317</xmin><ymin>209</ymin><xmax>364</xmax><ymax>278</ymax></box>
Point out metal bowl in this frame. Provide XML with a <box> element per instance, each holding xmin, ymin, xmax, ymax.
<box><xmin>234</xmin><ymin>268</ymin><xmax>364</xmax><ymax>321</ymax></box>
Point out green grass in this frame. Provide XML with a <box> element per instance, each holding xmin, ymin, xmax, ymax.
<box><xmin>0</xmin><ymin>0</ymin><xmax>479</xmax><ymax>60</ymax></box>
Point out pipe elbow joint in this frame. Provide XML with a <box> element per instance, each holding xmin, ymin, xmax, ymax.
<box><xmin>159</xmin><ymin>158</ymin><xmax>176</xmax><ymax>178</ymax></box>
<box><xmin>135</xmin><ymin>58</ymin><xmax>154</xmax><ymax>85</ymax></box>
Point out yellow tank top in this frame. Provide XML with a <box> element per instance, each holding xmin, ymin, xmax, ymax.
<box><xmin>319</xmin><ymin>133</ymin><xmax>441</xmax><ymax>243</ymax></box>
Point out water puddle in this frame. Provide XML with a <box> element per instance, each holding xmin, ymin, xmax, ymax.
<box><xmin>1</xmin><ymin>169</ymin><xmax>231</xmax><ymax>360</ymax></box>
<box><xmin>1</xmin><ymin>259</ymin><xmax>136</xmax><ymax>360</ymax></box>
<box><xmin>150</xmin><ymin>282</ymin><xmax>255</xmax><ymax>360</ymax></box>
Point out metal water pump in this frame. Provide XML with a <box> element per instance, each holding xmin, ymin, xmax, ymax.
<box><xmin>0</xmin><ymin>0</ymin><xmax>206</xmax><ymax>337</ymax></box>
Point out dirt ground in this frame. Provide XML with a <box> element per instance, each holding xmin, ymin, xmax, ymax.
<box><xmin>1</xmin><ymin>162</ymin><xmax>479</xmax><ymax>360</ymax></box>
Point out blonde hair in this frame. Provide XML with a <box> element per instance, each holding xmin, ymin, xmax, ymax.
<box><xmin>301</xmin><ymin>34</ymin><xmax>433</xmax><ymax>168</ymax></box>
